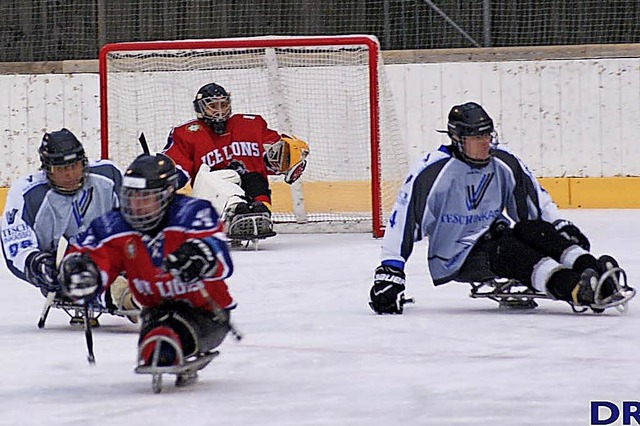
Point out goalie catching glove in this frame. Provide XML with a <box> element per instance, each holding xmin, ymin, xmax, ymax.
<box><xmin>163</xmin><ymin>238</ymin><xmax>217</xmax><ymax>284</ymax></box>
<box><xmin>264</xmin><ymin>134</ymin><xmax>309</xmax><ymax>184</ymax></box>
<box><xmin>58</xmin><ymin>252</ymin><xmax>102</xmax><ymax>304</ymax></box>
<box><xmin>369</xmin><ymin>265</ymin><xmax>408</xmax><ymax>315</ymax></box>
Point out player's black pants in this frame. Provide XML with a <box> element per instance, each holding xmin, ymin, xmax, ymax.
<box><xmin>139</xmin><ymin>300</ymin><xmax>230</xmax><ymax>357</ymax></box>
<box><xmin>456</xmin><ymin>219</ymin><xmax>586</xmax><ymax>287</ymax></box>
<box><xmin>240</xmin><ymin>171</ymin><xmax>271</xmax><ymax>201</ymax></box>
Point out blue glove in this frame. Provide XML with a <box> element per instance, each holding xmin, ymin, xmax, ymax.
<box><xmin>25</xmin><ymin>251</ymin><xmax>60</xmax><ymax>293</ymax></box>
<box><xmin>553</xmin><ymin>220</ymin><xmax>590</xmax><ymax>251</ymax></box>
<box><xmin>369</xmin><ymin>265</ymin><xmax>407</xmax><ymax>314</ymax></box>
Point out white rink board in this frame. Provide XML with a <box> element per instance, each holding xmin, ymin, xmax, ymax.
<box><xmin>0</xmin><ymin>57</ymin><xmax>639</xmax><ymax>185</ymax></box>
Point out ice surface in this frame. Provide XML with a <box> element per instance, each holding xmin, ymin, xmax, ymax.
<box><xmin>0</xmin><ymin>210</ymin><xmax>638</xmax><ymax>426</ymax></box>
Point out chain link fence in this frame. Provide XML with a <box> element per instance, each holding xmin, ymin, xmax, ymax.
<box><xmin>1</xmin><ymin>0</ymin><xmax>639</xmax><ymax>62</ymax></box>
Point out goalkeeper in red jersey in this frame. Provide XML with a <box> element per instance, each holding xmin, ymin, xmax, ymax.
<box><xmin>163</xmin><ymin>82</ymin><xmax>309</xmax><ymax>242</ymax></box>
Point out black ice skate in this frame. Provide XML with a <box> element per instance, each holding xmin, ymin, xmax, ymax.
<box><xmin>571</xmin><ymin>267</ymin><xmax>635</xmax><ymax>313</ymax></box>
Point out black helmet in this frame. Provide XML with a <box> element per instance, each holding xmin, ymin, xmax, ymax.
<box><xmin>447</xmin><ymin>102</ymin><xmax>494</xmax><ymax>140</ymax></box>
<box><xmin>193</xmin><ymin>83</ymin><xmax>231</xmax><ymax>134</ymax></box>
<box><xmin>444</xmin><ymin>102</ymin><xmax>496</xmax><ymax>166</ymax></box>
<box><xmin>120</xmin><ymin>153</ymin><xmax>178</xmax><ymax>231</ymax></box>
<box><xmin>39</xmin><ymin>128</ymin><xmax>88</xmax><ymax>194</ymax></box>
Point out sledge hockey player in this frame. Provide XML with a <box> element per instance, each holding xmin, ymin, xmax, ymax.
<box><xmin>0</xmin><ymin>129</ymin><xmax>136</xmax><ymax>324</ymax></box>
<box><xmin>369</xmin><ymin>102</ymin><xmax>635</xmax><ymax>315</ymax></box>
<box><xmin>163</xmin><ymin>82</ymin><xmax>309</xmax><ymax>242</ymax></box>
<box><xmin>57</xmin><ymin>153</ymin><xmax>236</xmax><ymax>391</ymax></box>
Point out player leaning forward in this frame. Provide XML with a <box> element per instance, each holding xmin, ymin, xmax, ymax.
<box><xmin>57</xmin><ymin>153</ymin><xmax>235</xmax><ymax>385</ymax></box>
<box><xmin>0</xmin><ymin>129</ymin><xmax>135</xmax><ymax>316</ymax></box>
<box><xmin>369</xmin><ymin>102</ymin><xmax>635</xmax><ymax>314</ymax></box>
<box><xmin>163</xmin><ymin>82</ymin><xmax>309</xmax><ymax>240</ymax></box>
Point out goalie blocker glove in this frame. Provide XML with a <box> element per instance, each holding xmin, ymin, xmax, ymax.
<box><xmin>369</xmin><ymin>265</ymin><xmax>408</xmax><ymax>314</ymax></box>
<box><xmin>58</xmin><ymin>252</ymin><xmax>102</xmax><ymax>304</ymax></box>
<box><xmin>163</xmin><ymin>238</ymin><xmax>217</xmax><ymax>284</ymax></box>
<box><xmin>553</xmin><ymin>219</ymin><xmax>590</xmax><ymax>251</ymax></box>
<box><xmin>25</xmin><ymin>251</ymin><xmax>60</xmax><ymax>293</ymax></box>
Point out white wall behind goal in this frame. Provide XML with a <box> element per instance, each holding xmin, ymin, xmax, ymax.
<box><xmin>0</xmin><ymin>57</ymin><xmax>639</xmax><ymax>186</ymax></box>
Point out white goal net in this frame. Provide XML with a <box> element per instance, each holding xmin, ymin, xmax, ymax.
<box><xmin>99</xmin><ymin>35</ymin><xmax>407</xmax><ymax>236</ymax></box>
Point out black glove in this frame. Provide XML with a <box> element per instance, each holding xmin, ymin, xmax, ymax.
<box><xmin>553</xmin><ymin>219</ymin><xmax>590</xmax><ymax>251</ymax></box>
<box><xmin>369</xmin><ymin>265</ymin><xmax>407</xmax><ymax>314</ymax></box>
<box><xmin>58</xmin><ymin>253</ymin><xmax>102</xmax><ymax>304</ymax></box>
<box><xmin>163</xmin><ymin>239</ymin><xmax>217</xmax><ymax>284</ymax></box>
<box><xmin>482</xmin><ymin>217</ymin><xmax>510</xmax><ymax>241</ymax></box>
<box><xmin>227</xmin><ymin>160</ymin><xmax>247</xmax><ymax>175</ymax></box>
<box><xmin>25</xmin><ymin>251</ymin><xmax>60</xmax><ymax>293</ymax></box>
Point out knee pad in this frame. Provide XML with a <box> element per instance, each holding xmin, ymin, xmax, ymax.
<box><xmin>240</xmin><ymin>172</ymin><xmax>271</xmax><ymax>200</ymax></box>
<box><xmin>192</xmin><ymin>165</ymin><xmax>246</xmax><ymax>214</ymax></box>
<box><xmin>485</xmin><ymin>233</ymin><xmax>545</xmax><ymax>285</ymax></box>
<box><xmin>513</xmin><ymin>220</ymin><xmax>572</xmax><ymax>258</ymax></box>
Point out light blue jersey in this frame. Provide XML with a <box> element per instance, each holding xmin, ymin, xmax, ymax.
<box><xmin>381</xmin><ymin>145</ymin><xmax>563</xmax><ymax>285</ymax></box>
<box><xmin>1</xmin><ymin>160</ymin><xmax>122</xmax><ymax>283</ymax></box>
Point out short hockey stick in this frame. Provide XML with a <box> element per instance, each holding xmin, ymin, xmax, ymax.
<box><xmin>83</xmin><ymin>303</ymin><xmax>96</xmax><ymax>364</ymax></box>
<box><xmin>198</xmin><ymin>286</ymin><xmax>243</xmax><ymax>341</ymax></box>
<box><xmin>37</xmin><ymin>291</ymin><xmax>56</xmax><ymax>329</ymax></box>
<box><xmin>36</xmin><ymin>236</ymin><xmax>69</xmax><ymax>328</ymax></box>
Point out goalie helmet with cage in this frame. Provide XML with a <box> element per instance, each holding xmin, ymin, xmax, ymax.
<box><xmin>121</xmin><ymin>153</ymin><xmax>179</xmax><ymax>232</ymax></box>
<box><xmin>193</xmin><ymin>83</ymin><xmax>232</xmax><ymax>135</ymax></box>
<box><xmin>444</xmin><ymin>102</ymin><xmax>498</xmax><ymax>167</ymax></box>
<box><xmin>39</xmin><ymin>128</ymin><xmax>88</xmax><ymax>195</ymax></box>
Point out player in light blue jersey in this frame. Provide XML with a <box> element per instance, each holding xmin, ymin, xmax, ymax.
<box><xmin>369</xmin><ymin>102</ymin><xmax>634</xmax><ymax>314</ymax></box>
<box><xmin>1</xmin><ymin>129</ymin><xmax>123</xmax><ymax>303</ymax></box>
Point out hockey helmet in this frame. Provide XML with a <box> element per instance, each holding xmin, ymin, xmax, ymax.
<box><xmin>193</xmin><ymin>83</ymin><xmax>231</xmax><ymax>134</ymax></box>
<box><xmin>39</xmin><ymin>128</ymin><xmax>88</xmax><ymax>195</ymax></box>
<box><xmin>443</xmin><ymin>102</ymin><xmax>497</xmax><ymax>166</ymax></box>
<box><xmin>121</xmin><ymin>153</ymin><xmax>178</xmax><ymax>231</ymax></box>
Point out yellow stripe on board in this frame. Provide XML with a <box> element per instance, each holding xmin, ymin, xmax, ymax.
<box><xmin>0</xmin><ymin>177</ymin><xmax>639</xmax><ymax>216</ymax></box>
<box><xmin>271</xmin><ymin>181</ymin><xmax>373</xmax><ymax>213</ymax></box>
<box><xmin>0</xmin><ymin>188</ymin><xmax>7</xmax><ymax>214</ymax></box>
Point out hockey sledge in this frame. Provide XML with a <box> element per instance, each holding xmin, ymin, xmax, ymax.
<box><xmin>227</xmin><ymin>212</ymin><xmax>276</xmax><ymax>250</ymax></box>
<box><xmin>38</xmin><ymin>295</ymin><xmax>140</xmax><ymax>328</ymax></box>
<box><xmin>468</xmin><ymin>266</ymin><xmax>635</xmax><ymax>313</ymax></box>
<box><xmin>468</xmin><ymin>278</ymin><xmax>550</xmax><ymax>310</ymax></box>
<box><xmin>135</xmin><ymin>349</ymin><xmax>219</xmax><ymax>394</ymax></box>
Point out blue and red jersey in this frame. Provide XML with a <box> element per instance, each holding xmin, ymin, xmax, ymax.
<box><xmin>69</xmin><ymin>194</ymin><xmax>235</xmax><ymax>311</ymax></box>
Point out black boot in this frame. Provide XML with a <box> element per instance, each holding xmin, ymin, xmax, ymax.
<box><xmin>570</xmin><ymin>268</ymin><xmax>598</xmax><ymax>307</ymax></box>
<box><xmin>596</xmin><ymin>255</ymin><xmax>620</xmax><ymax>299</ymax></box>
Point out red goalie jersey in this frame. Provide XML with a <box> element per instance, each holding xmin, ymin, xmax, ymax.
<box><xmin>164</xmin><ymin>115</ymin><xmax>281</xmax><ymax>188</ymax></box>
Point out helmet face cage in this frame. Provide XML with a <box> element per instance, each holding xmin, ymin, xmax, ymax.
<box><xmin>195</xmin><ymin>97</ymin><xmax>231</xmax><ymax>122</ymax></box>
<box><xmin>39</xmin><ymin>129</ymin><xmax>88</xmax><ymax>195</ymax></box>
<box><xmin>193</xmin><ymin>84</ymin><xmax>231</xmax><ymax>134</ymax></box>
<box><xmin>121</xmin><ymin>153</ymin><xmax>178</xmax><ymax>231</ymax></box>
<box><xmin>121</xmin><ymin>186</ymin><xmax>174</xmax><ymax>231</ymax></box>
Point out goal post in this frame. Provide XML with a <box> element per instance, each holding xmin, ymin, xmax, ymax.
<box><xmin>99</xmin><ymin>35</ymin><xmax>407</xmax><ymax>237</ymax></box>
